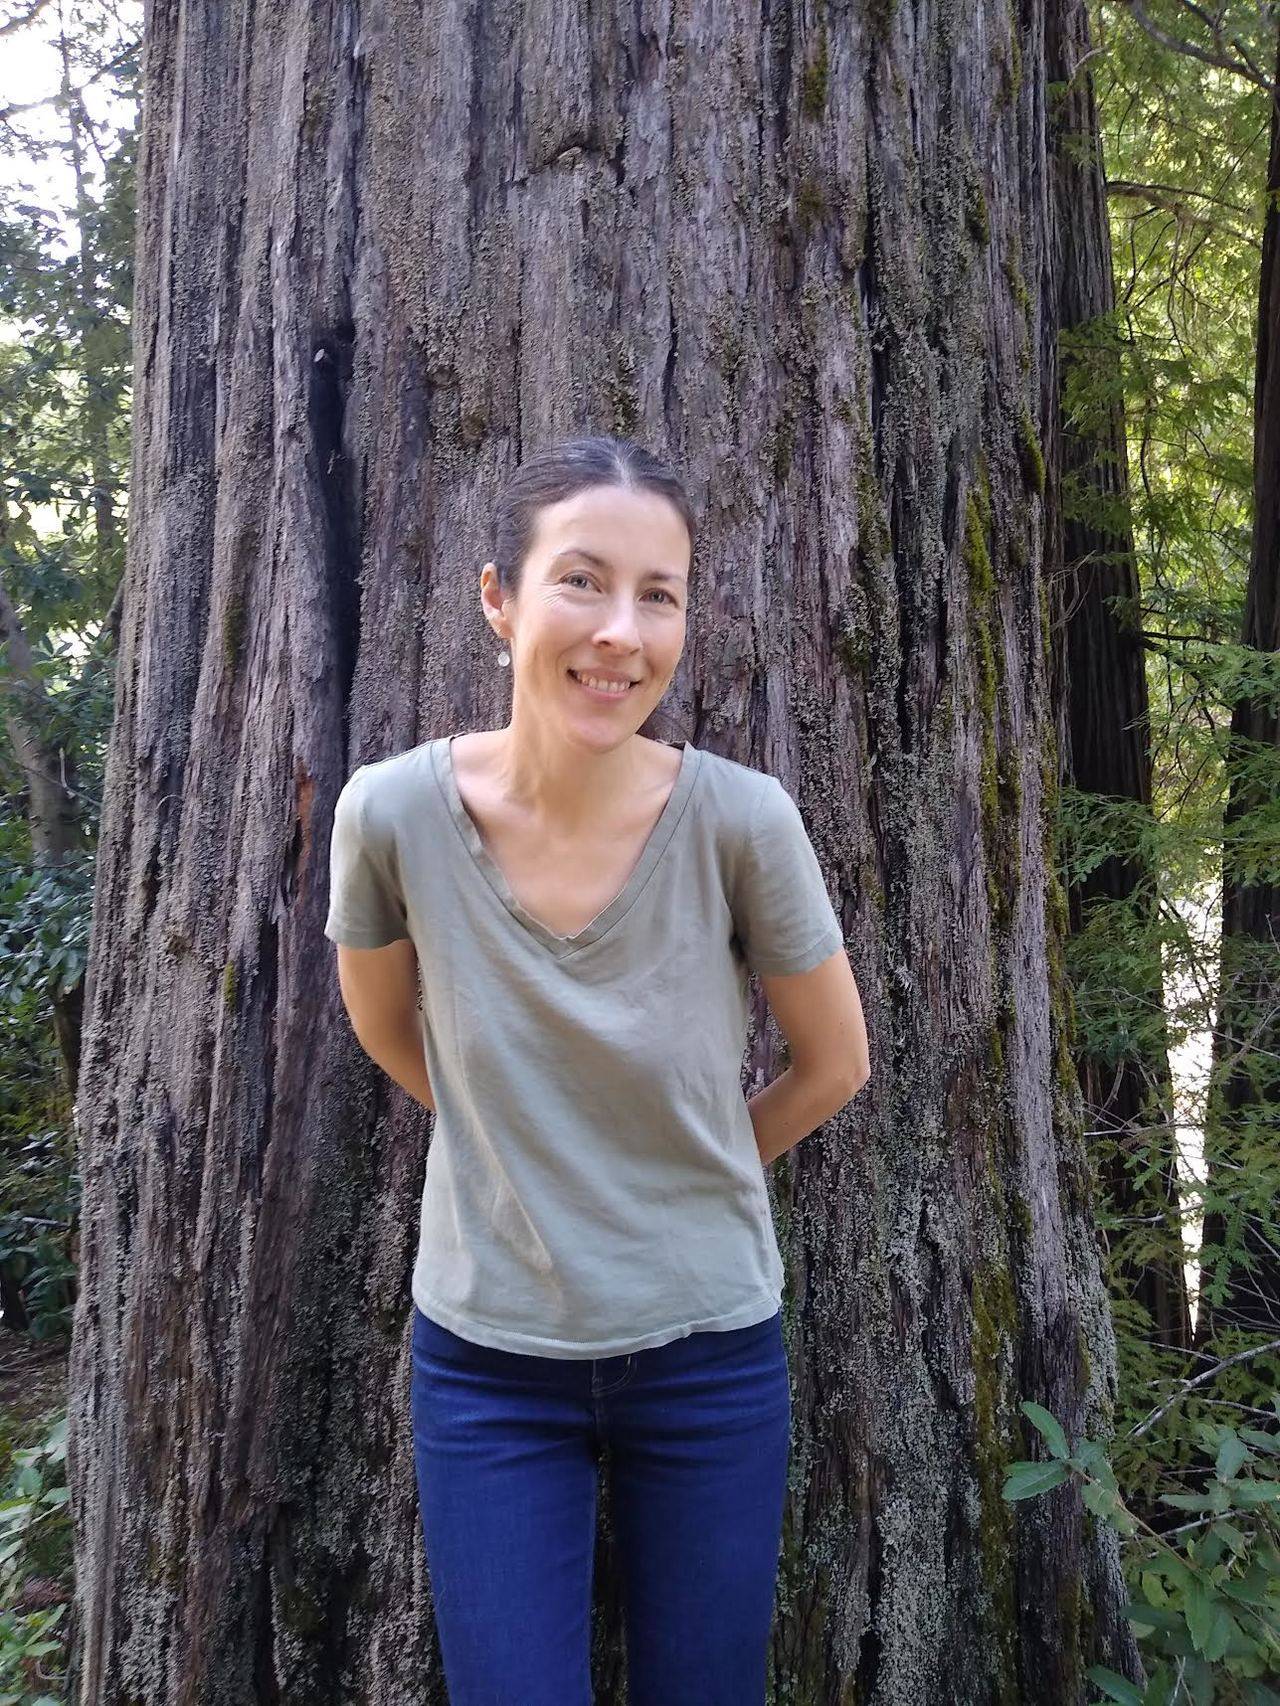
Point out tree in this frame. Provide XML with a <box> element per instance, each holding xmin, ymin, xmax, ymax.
<box><xmin>1195</xmin><ymin>13</ymin><xmax>1280</xmax><ymax>1357</ymax></box>
<box><xmin>1084</xmin><ymin>0</ymin><xmax>1280</xmax><ymax>1421</ymax></box>
<box><xmin>1049</xmin><ymin>0</ymin><xmax>1194</xmax><ymax>1387</ymax></box>
<box><xmin>0</xmin><ymin>0</ymin><xmax>137</xmax><ymax>1372</ymax></box>
<box><xmin>66</xmin><ymin>2</ymin><xmax>1140</xmax><ymax>1700</ymax></box>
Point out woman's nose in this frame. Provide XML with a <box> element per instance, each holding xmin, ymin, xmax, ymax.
<box><xmin>593</xmin><ymin>606</ymin><xmax>643</xmax><ymax>648</ymax></box>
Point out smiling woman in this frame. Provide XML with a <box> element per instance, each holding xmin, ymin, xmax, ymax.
<box><xmin>325</xmin><ymin>432</ymin><xmax>870</xmax><ymax>1706</ymax></box>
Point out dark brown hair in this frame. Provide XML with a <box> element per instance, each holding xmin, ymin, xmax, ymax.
<box><xmin>491</xmin><ymin>434</ymin><xmax>696</xmax><ymax>596</ymax></box>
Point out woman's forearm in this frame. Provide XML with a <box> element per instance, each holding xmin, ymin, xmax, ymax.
<box><xmin>353</xmin><ymin>1021</ymin><xmax>864</xmax><ymax>1147</ymax></box>
<box><xmin>355</xmin><ymin>1015</ymin><xmax>436</xmax><ymax>1114</ymax></box>
<box><xmin>746</xmin><ymin>1065</ymin><xmax>864</xmax><ymax>1167</ymax></box>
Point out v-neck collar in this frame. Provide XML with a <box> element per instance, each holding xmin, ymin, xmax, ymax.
<box><xmin>430</xmin><ymin>735</ymin><xmax>702</xmax><ymax>959</ymax></box>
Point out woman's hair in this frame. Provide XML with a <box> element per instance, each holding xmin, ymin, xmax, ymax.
<box><xmin>491</xmin><ymin>434</ymin><xmax>696</xmax><ymax>596</ymax></box>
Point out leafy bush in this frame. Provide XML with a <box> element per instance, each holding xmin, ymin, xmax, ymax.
<box><xmin>1005</xmin><ymin>1395</ymin><xmax>1280</xmax><ymax>1703</ymax></box>
<box><xmin>0</xmin><ymin>1411</ymin><xmax>70</xmax><ymax>1705</ymax></box>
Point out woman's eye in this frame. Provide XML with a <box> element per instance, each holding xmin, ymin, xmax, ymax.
<box><xmin>561</xmin><ymin>572</ymin><xmax>675</xmax><ymax>605</ymax></box>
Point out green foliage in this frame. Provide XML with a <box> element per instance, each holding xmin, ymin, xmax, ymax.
<box><xmin>0</xmin><ymin>803</ymin><xmax>93</xmax><ymax>1346</ymax></box>
<box><xmin>0</xmin><ymin>1078</ymin><xmax>78</xmax><ymax>1346</ymax></box>
<box><xmin>0</xmin><ymin>538</ymin><xmax>109</xmax><ymax>1346</ymax></box>
<box><xmin>0</xmin><ymin>1605</ymin><xmax>66</xmax><ymax>1706</ymax></box>
<box><xmin>1</xmin><ymin>838</ymin><xmax>98</xmax><ymax>1009</ymax></box>
<box><xmin>0</xmin><ymin>1411</ymin><xmax>70</xmax><ymax>1705</ymax></box>
<box><xmin>1005</xmin><ymin>1396</ymin><xmax>1280</xmax><ymax>1701</ymax></box>
<box><xmin>0</xmin><ymin>7</ymin><xmax>139</xmax><ymax>1694</ymax></box>
<box><xmin>1039</xmin><ymin>1</ymin><xmax>1280</xmax><ymax>1699</ymax></box>
<box><xmin>0</xmin><ymin>1414</ymin><xmax>69</xmax><ymax>1586</ymax></box>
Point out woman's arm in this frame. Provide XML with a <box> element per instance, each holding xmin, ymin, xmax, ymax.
<box><xmin>747</xmin><ymin>946</ymin><xmax>870</xmax><ymax>1166</ymax></box>
<box><xmin>335</xmin><ymin>939</ymin><xmax>436</xmax><ymax>1114</ymax></box>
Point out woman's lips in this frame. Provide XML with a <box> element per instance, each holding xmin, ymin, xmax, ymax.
<box><xmin>567</xmin><ymin>669</ymin><xmax>638</xmax><ymax>701</ymax></box>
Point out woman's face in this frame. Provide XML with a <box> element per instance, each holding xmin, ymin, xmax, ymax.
<box><xmin>482</xmin><ymin>484</ymin><xmax>690</xmax><ymax>749</ymax></box>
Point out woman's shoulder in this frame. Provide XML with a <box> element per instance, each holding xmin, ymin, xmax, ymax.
<box><xmin>343</xmin><ymin>740</ymin><xmax>437</xmax><ymax>838</ymax></box>
<box><xmin>684</xmin><ymin>744</ymin><xmax>778</xmax><ymax>850</ymax></box>
<box><xmin>356</xmin><ymin>738</ymin><xmax>435</xmax><ymax>781</ymax></box>
<box><xmin>689</xmin><ymin>742</ymin><xmax>774</xmax><ymax>802</ymax></box>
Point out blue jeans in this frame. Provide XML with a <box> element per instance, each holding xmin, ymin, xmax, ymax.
<box><xmin>409</xmin><ymin>1302</ymin><xmax>791</xmax><ymax>1705</ymax></box>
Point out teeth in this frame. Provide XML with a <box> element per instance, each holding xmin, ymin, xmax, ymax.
<box><xmin>571</xmin><ymin>671</ymin><xmax>632</xmax><ymax>695</ymax></box>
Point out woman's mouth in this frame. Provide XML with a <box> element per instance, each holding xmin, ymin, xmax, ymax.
<box><xmin>567</xmin><ymin>669</ymin><xmax>639</xmax><ymax>700</ymax></box>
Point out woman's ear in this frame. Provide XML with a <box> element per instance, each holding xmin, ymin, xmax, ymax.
<box><xmin>479</xmin><ymin>564</ymin><xmax>514</xmax><ymax>646</ymax></box>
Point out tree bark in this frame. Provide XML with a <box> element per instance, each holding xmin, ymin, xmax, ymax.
<box><xmin>67</xmin><ymin>0</ymin><xmax>1139</xmax><ymax>1699</ymax></box>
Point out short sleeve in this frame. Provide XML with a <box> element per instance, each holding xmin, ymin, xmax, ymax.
<box><xmin>733</xmin><ymin>775</ymin><xmax>844</xmax><ymax>975</ymax></box>
<box><xmin>324</xmin><ymin>766</ymin><xmax>410</xmax><ymax>948</ymax></box>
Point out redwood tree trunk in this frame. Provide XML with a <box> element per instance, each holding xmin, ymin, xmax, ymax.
<box><xmin>1045</xmin><ymin>0</ymin><xmax>1193</xmax><ymax>1373</ymax></box>
<box><xmin>67</xmin><ymin>0</ymin><xmax>1139</xmax><ymax>1700</ymax></box>
<box><xmin>1196</xmin><ymin>16</ymin><xmax>1280</xmax><ymax>1354</ymax></box>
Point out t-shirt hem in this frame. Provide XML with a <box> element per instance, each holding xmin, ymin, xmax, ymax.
<box><xmin>410</xmin><ymin>1281</ymin><xmax>783</xmax><ymax>1360</ymax></box>
<box><xmin>750</xmin><ymin>921</ymin><xmax>844</xmax><ymax>976</ymax></box>
<box><xmin>324</xmin><ymin>916</ymin><xmax>411</xmax><ymax>948</ymax></box>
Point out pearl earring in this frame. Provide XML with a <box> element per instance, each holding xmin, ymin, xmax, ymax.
<box><xmin>496</xmin><ymin>645</ymin><xmax>511</xmax><ymax>668</ymax></box>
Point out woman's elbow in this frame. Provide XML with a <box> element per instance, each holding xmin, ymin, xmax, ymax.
<box><xmin>842</xmin><ymin>1063</ymin><xmax>872</xmax><ymax>1101</ymax></box>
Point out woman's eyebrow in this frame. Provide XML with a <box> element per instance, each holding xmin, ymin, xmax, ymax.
<box><xmin>551</xmin><ymin>547</ymin><xmax>684</xmax><ymax>583</ymax></box>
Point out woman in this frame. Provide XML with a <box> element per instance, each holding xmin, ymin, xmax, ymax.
<box><xmin>324</xmin><ymin>434</ymin><xmax>871</xmax><ymax>1705</ymax></box>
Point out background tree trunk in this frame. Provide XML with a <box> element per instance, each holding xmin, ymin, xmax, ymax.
<box><xmin>1196</xmin><ymin>16</ymin><xmax>1280</xmax><ymax>1354</ymax></box>
<box><xmin>67</xmin><ymin>0</ymin><xmax>1140</xmax><ymax>1699</ymax></box>
<box><xmin>1045</xmin><ymin>0</ymin><xmax>1193</xmax><ymax>1373</ymax></box>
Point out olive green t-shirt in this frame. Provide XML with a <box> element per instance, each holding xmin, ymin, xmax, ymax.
<box><xmin>324</xmin><ymin>735</ymin><xmax>845</xmax><ymax>1359</ymax></box>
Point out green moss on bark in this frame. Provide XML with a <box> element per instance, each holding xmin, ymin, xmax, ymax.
<box><xmin>278</xmin><ymin>1583</ymin><xmax>326</xmax><ymax>1637</ymax></box>
<box><xmin>223</xmin><ymin>589</ymin><xmax>246</xmax><ymax>672</ymax></box>
<box><xmin>964</xmin><ymin>171</ymin><xmax>990</xmax><ymax>245</ymax></box>
<box><xmin>868</xmin><ymin>0</ymin><xmax>898</xmax><ymax>43</ymax></box>
<box><xmin>1017</xmin><ymin>404</ymin><xmax>1045</xmax><ymax>495</ymax></box>
<box><xmin>836</xmin><ymin>622</ymin><xmax>870</xmax><ymax>682</ymax></box>
<box><xmin>801</xmin><ymin>26</ymin><xmax>830</xmax><ymax>119</ymax></box>
<box><xmin>796</xmin><ymin>173</ymin><xmax>828</xmax><ymax>232</ymax></box>
<box><xmin>964</xmin><ymin>472</ymin><xmax>1002</xmax><ymax>926</ymax></box>
<box><xmin>1037</xmin><ymin>565</ymin><xmax>1053</xmax><ymax>664</ymax></box>
<box><xmin>971</xmin><ymin>1257</ymin><xmax>1021</xmax><ymax>1705</ymax></box>
<box><xmin>1008</xmin><ymin>21</ymin><xmax>1022</xmax><ymax>105</ymax></box>
<box><xmin>767</xmin><ymin>404</ymin><xmax>798</xmax><ymax>485</ymax></box>
<box><xmin>1002</xmin><ymin>257</ymin><xmax>1030</xmax><ymax>317</ymax></box>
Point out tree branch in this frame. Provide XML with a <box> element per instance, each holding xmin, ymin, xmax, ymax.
<box><xmin>1104</xmin><ymin>177</ymin><xmax>1255</xmax><ymax>222</ymax></box>
<box><xmin>1118</xmin><ymin>0</ymin><xmax>1277</xmax><ymax>100</ymax></box>
<box><xmin>0</xmin><ymin>40</ymin><xmax>137</xmax><ymax>124</ymax></box>
<box><xmin>0</xmin><ymin>0</ymin><xmax>54</xmax><ymax>39</ymax></box>
<box><xmin>1129</xmin><ymin>1336</ymin><xmax>1280</xmax><ymax>1438</ymax></box>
